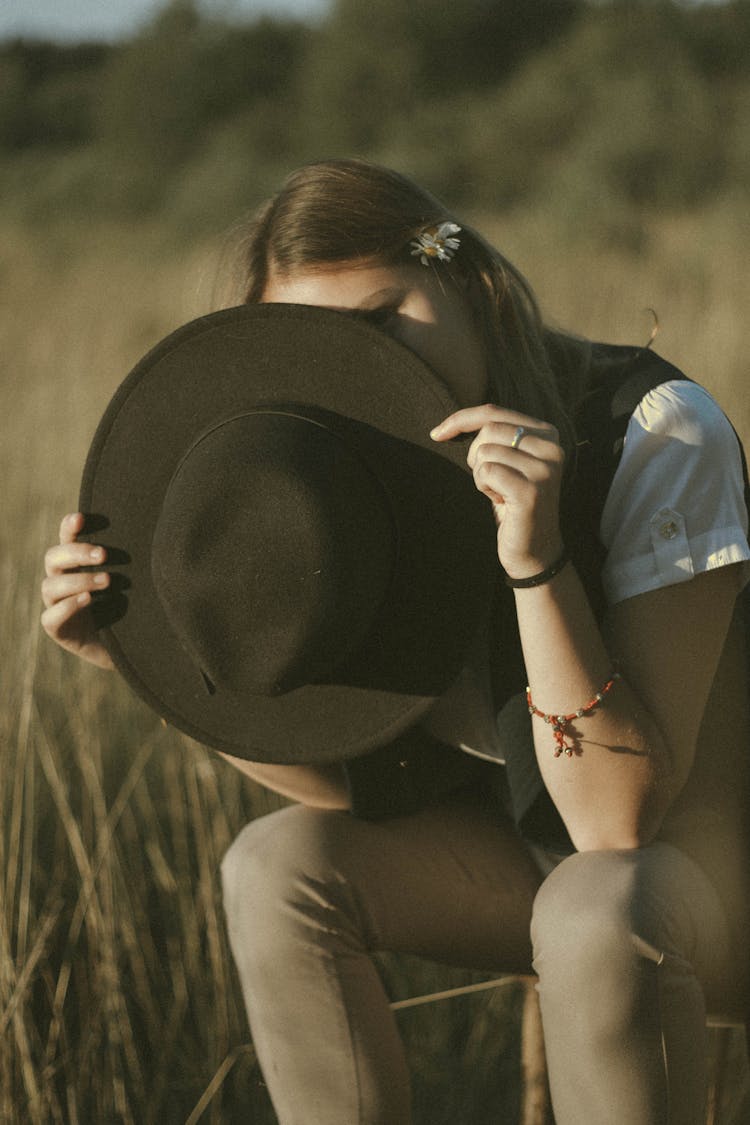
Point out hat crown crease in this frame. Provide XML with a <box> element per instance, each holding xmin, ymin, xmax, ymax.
<box><xmin>151</xmin><ymin>411</ymin><xmax>397</xmax><ymax>697</ymax></box>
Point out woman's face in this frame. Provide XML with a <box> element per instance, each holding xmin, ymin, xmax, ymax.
<box><xmin>261</xmin><ymin>260</ymin><xmax>489</xmax><ymax>407</ymax></box>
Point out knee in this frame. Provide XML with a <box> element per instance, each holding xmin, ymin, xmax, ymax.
<box><xmin>531</xmin><ymin>849</ymin><xmax>667</xmax><ymax>991</ymax></box>
<box><xmin>220</xmin><ymin>804</ymin><xmax>360</xmax><ymax>950</ymax></box>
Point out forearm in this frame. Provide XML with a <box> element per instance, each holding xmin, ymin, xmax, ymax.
<box><xmin>218</xmin><ymin>752</ymin><xmax>352</xmax><ymax>809</ymax></box>
<box><xmin>432</xmin><ymin>403</ymin><xmax>741</xmax><ymax>852</ymax></box>
<box><xmin>514</xmin><ymin>563</ymin><xmax>672</xmax><ymax>851</ymax></box>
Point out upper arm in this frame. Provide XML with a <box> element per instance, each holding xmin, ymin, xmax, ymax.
<box><xmin>599</xmin><ymin>378</ymin><xmax>749</xmax><ymax>792</ymax></box>
<box><xmin>604</xmin><ymin>562</ymin><xmax>744</xmax><ymax>795</ymax></box>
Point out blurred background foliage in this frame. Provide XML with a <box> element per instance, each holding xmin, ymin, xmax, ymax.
<box><xmin>1</xmin><ymin>0</ymin><xmax>749</xmax><ymax>244</ymax></box>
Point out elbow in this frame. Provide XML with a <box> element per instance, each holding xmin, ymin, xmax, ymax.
<box><xmin>567</xmin><ymin>788</ymin><xmax>672</xmax><ymax>854</ymax></box>
<box><xmin>571</xmin><ymin>826</ymin><xmax>654</xmax><ymax>853</ymax></box>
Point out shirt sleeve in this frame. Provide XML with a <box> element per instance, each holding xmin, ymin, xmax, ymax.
<box><xmin>599</xmin><ymin>379</ymin><xmax>750</xmax><ymax>605</ymax></box>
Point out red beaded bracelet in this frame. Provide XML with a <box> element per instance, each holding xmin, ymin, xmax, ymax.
<box><xmin>526</xmin><ymin>672</ymin><xmax>621</xmax><ymax>757</ymax></box>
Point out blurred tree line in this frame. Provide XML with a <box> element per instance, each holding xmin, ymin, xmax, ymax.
<box><xmin>1</xmin><ymin>0</ymin><xmax>749</xmax><ymax>239</ymax></box>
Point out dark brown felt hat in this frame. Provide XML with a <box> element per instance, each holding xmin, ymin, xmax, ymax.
<box><xmin>79</xmin><ymin>303</ymin><xmax>498</xmax><ymax>764</ymax></box>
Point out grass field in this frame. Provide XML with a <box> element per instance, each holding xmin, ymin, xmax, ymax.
<box><xmin>2</xmin><ymin>208</ymin><xmax>749</xmax><ymax>1122</ymax></box>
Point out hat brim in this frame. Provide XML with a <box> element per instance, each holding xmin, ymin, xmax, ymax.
<box><xmin>80</xmin><ymin>304</ymin><xmax>498</xmax><ymax>764</ymax></box>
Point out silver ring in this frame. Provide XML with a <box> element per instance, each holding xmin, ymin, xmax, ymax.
<box><xmin>511</xmin><ymin>425</ymin><xmax>526</xmax><ymax>450</ymax></box>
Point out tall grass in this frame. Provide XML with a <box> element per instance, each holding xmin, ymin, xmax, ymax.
<box><xmin>2</xmin><ymin>209</ymin><xmax>749</xmax><ymax>1123</ymax></box>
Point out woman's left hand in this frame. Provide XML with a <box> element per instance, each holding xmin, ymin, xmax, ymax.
<box><xmin>431</xmin><ymin>404</ymin><xmax>566</xmax><ymax>580</ymax></box>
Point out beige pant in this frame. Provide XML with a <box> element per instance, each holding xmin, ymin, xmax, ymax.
<box><xmin>221</xmin><ymin>788</ymin><xmax>738</xmax><ymax>1124</ymax></box>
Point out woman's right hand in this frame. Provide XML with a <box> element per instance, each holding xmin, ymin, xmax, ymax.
<box><xmin>41</xmin><ymin>512</ymin><xmax>115</xmax><ymax>670</ymax></box>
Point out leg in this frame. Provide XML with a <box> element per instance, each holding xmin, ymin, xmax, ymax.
<box><xmin>220</xmin><ymin>789</ymin><xmax>542</xmax><ymax>1125</ymax></box>
<box><xmin>531</xmin><ymin>844</ymin><xmax>733</xmax><ymax>1125</ymax></box>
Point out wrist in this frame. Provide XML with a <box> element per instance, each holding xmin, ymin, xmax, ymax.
<box><xmin>502</xmin><ymin>538</ymin><xmax>567</xmax><ymax>585</ymax></box>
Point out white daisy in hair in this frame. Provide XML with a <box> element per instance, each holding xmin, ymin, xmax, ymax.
<box><xmin>410</xmin><ymin>222</ymin><xmax>461</xmax><ymax>266</ymax></box>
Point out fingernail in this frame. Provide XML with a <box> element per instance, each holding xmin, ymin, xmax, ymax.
<box><xmin>429</xmin><ymin>425</ymin><xmax>443</xmax><ymax>439</ymax></box>
<box><xmin>93</xmin><ymin>573</ymin><xmax>108</xmax><ymax>585</ymax></box>
<box><xmin>77</xmin><ymin>592</ymin><xmax>90</xmax><ymax>606</ymax></box>
<box><xmin>90</xmin><ymin>548</ymin><xmax>104</xmax><ymax>561</ymax></box>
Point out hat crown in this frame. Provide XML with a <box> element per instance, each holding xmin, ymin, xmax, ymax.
<box><xmin>151</xmin><ymin>411</ymin><xmax>396</xmax><ymax>697</ymax></box>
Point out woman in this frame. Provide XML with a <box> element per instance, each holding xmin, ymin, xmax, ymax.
<box><xmin>41</xmin><ymin>159</ymin><xmax>750</xmax><ymax>1124</ymax></box>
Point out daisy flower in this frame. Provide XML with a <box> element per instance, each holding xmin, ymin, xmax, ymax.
<box><xmin>410</xmin><ymin>222</ymin><xmax>462</xmax><ymax>266</ymax></box>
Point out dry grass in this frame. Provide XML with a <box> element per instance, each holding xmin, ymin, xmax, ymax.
<box><xmin>2</xmin><ymin>211</ymin><xmax>748</xmax><ymax>1123</ymax></box>
<box><xmin>1</xmin><ymin>222</ymin><xmax>282</xmax><ymax>1123</ymax></box>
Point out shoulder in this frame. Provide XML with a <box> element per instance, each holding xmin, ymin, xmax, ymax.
<box><xmin>602</xmin><ymin>374</ymin><xmax>745</xmax><ymax>488</ymax></box>
<box><xmin>629</xmin><ymin>379</ymin><xmax>736</xmax><ymax>447</ymax></box>
<box><xmin>599</xmin><ymin>378</ymin><xmax>750</xmax><ymax>605</ymax></box>
<box><xmin>620</xmin><ymin>379</ymin><xmax>744</xmax><ymax>484</ymax></box>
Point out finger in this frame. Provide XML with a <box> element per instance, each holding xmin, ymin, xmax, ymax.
<box><xmin>59</xmin><ymin>512</ymin><xmax>85</xmax><ymax>545</ymax></box>
<box><xmin>45</xmin><ymin>541</ymin><xmax>106</xmax><ymax>578</ymax></box>
<box><xmin>40</xmin><ymin>591</ymin><xmax>92</xmax><ymax>639</ymax></box>
<box><xmin>473</xmin><ymin>460</ymin><xmax>534</xmax><ymax>507</ymax></box>
<box><xmin>468</xmin><ymin>440</ymin><xmax>531</xmax><ymax>476</ymax></box>
<box><xmin>505</xmin><ymin>422</ymin><xmax>561</xmax><ymax>450</ymax></box>
<box><xmin>41</xmin><ymin>570</ymin><xmax>110</xmax><ymax>608</ymax></box>
<box><xmin>430</xmin><ymin>405</ymin><xmax>551</xmax><ymax>442</ymax></box>
<box><xmin>467</xmin><ymin>433</ymin><xmax>565</xmax><ymax>473</ymax></box>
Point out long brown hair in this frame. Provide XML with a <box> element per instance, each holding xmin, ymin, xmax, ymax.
<box><xmin>223</xmin><ymin>158</ymin><xmax>588</xmax><ymax>452</ymax></box>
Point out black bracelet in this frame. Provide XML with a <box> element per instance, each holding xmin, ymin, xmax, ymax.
<box><xmin>504</xmin><ymin>548</ymin><xmax>570</xmax><ymax>589</ymax></box>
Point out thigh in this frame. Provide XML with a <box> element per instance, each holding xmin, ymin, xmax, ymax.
<box><xmin>250</xmin><ymin>785</ymin><xmax>545</xmax><ymax>972</ymax></box>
